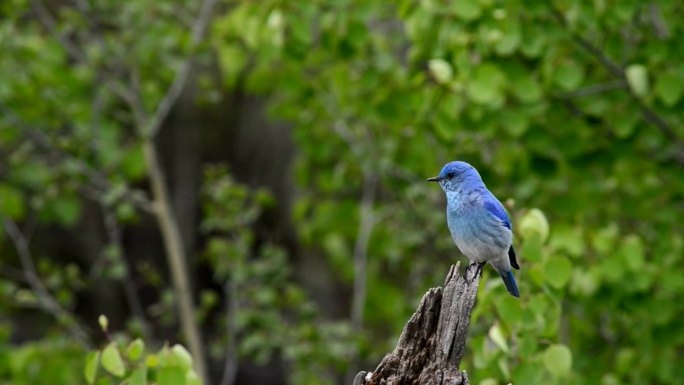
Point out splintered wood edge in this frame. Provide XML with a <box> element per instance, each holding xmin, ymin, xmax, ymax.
<box><xmin>358</xmin><ymin>264</ymin><xmax>480</xmax><ymax>385</ymax></box>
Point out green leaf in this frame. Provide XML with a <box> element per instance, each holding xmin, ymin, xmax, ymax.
<box><xmin>654</xmin><ymin>73</ymin><xmax>682</xmax><ymax>106</ymax></box>
<box><xmin>145</xmin><ymin>354</ymin><xmax>159</xmax><ymax>368</ymax></box>
<box><xmin>511</xmin><ymin>73</ymin><xmax>542</xmax><ymax>103</ymax></box>
<box><xmin>168</xmin><ymin>344</ymin><xmax>193</xmax><ymax>370</ymax></box>
<box><xmin>121</xmin><ymin>144</ymin><xmax>146</xmax><ymax>180</ymax></box>
<box><xmin>129</xmin><ymin>367</ymin><xmax>147</xmax><ymax>385</ymax></box>
<box><xmin>101</xmin><ymin>342</ymin><xmax>126</xmax><ymax>377</ymax></box>
<box><xmin>98</xmin><ymin>314</ymin><xmax>108</xmax><ymax>332</ymax></box>
<box><xmin>219</xmin><ymin>44</ymin><xmax>248</xmax><ymax>88</ymax></box>
<box><xmin>495</xmin><ymin>21</ymin><xmax>521</xmax><ymax>55</ymax></box>
<box><xmin>452</xmin><ymin>0</ymin><xmax>481</xmax><ymax>21</ymax></box>
<box><xmin>428</xmin><ymin>59</ymin><xmax>453</xmax><ymax>84</ymax></box>
<box><xmin>186</xmin><ymin>370</ymin><xmax>202</xmax><ymax>385</ymax></box>
<box><xmin>549</xmin><ymin>225</ymin><xmax>584</xmax><ymax>257</ymax></box>
<box><xmin>496</xmin><ymin>294</ymin><xmax>523</xmax><ymax>329</ymax></box>
<box><xmin>127</xmin><ymin>338</ymin><xmax>145</xmax><ymax>362</ymax></box>
<box><xmin>591</xmin><ymin>224</ymin><xmax>619</xmax><ymax>254</ymax></box>
<box><xmin>52</xmin><ymin>194</ymin><xmax>81</xmax><ymax>225</ymax></box>
<box><xmin>613</xmin><ymin>108</ymin><xmax>640</xmax><ymax>138</ymax></box>
<box><xmin>488</xmin><ymin>323</ymin><xmax>509</xmax><ymax>353</ymax></box>
<box><xmin>553</xmin><ymin>61</ymin><xmax>584</xmax><ymax>90</ymax></box>
<box><xmin>625</xmin><ymin>64</ymin><xmax>649</xmax><ymax>97</ymax></box>
<box><xmin>499</xmin><ymin>109</ymin><xmax>529</xmax><ymax>137</ymax></box>
<box><xmin>519</xmin><ymin>208</ymin><xmax>550</xmax><ymax>242</ymax></box>
<box><xmin>570</xmin><ymin>268</ymin><xmax>600</xmax><ymax>297</ymax></box>
<box><xmin>468</xmin><ymin>64</ymin><xmax>506</xmax><ymax>105</ymax></box>
<box><xmin>157</xmin><ymin>367</ymin><xmax>186</xmax><ymax>385</ymax></box>
<box><xmin>0</xmin><ymin>183</ymin><xmax>25</xmax><ymax>219</ymax></box>
<box><xmin>513</xmin><ymin>361</ymin><xmax>544</xmax><ymax>384</ymax></box>
<box><xmin>542</xmin><ymin>344</ymin><xmax>572</xmax><ymax>377</ymax></box>
<box><xmin>521</xmin><ymin>236</ymin><xmax>543</xmax><ymax>262</ymax></box>
<box><xmin>618</xmin><ymin>234</ymin><xmax>644</xmax><ymax>272</ymax></box>
<box><xmin>84</xmin><ymin>351</ymin><xmax>100</xmax><ymax>385</ymax></box>
<box><xmin>544</xmin><ymin>257</ymin><xmax>572</xmax><ymax>289</ymax></box>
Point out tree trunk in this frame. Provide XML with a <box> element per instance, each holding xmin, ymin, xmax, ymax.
<box><xmin>353</xmin><ymin>263</ymin><xmax>481</xmax><ymax>385</ymax></box>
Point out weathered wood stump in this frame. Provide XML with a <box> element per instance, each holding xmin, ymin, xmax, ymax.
<box><xmin>353</xmin><ymin>263</ymin><xmax>481</xmax><ymax>385</ymax></box>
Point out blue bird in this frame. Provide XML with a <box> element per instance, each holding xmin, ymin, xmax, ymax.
<box><xmin>428</xmin><ymin>161</ymin><xmax>520</xmax><ymax>297</ymax></box>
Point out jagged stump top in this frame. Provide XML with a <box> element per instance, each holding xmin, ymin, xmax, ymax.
<box><xmin>353</xmin><ymin>263</ymin><xmax>481</xmax><ymax>385</ymax></box>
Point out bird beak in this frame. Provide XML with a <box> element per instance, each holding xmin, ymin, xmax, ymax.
<box><xmin>426</xmin><ymin>176</ymin><xmax>441</xmax><ymax>182</ymax></box>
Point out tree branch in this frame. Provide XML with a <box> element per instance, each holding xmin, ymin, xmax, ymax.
<box><xmin>353</xmin><ymin>263</ymin><xmax>480</xmax><ymax>385</ymax></box>
<box><xmin>144</xmin><ymin>0</ymin><xmax>218</xmax><ymax>138</ymax></box>
<box><xmin>220</xmin><ymin>280</ymin><xmax>239</xmax><ymax>385</ymax></box>
<box><xmin>351</xmin><ymin>172</ymin><xmax>378</xmax><ymax>332</ymax></box>
<box><xmin>30</xmin><ymin>0</ymin><xmax>86</xmax><ymax>62</ymax></box>
<box><xmin>25</xmin><ymin>1</ymin><xmax>217</xmax><ymax>381</ymax></box>
<box><xmin>550</xmin><ymin>4</ymin><xmax>684</xmax><ymax>148</ymax></box>
<box><xmin>99</xmin><ymin>202</ymin><xmax>152</xmax><ymax>340</ymax></box>
<box><xmin>557</xmin><ymin>80</ymin><xmax>628</xmax><ymax>98</ymax></box>
<box><xmin>132</xmin><ymin>1</ymin><xmax>218</xmax><ymax>381</ymax></box>
<box><xmin>2</xmin><ymin>217</ymin><xmax>92</xmax><ymax>347</ymax></box>
<box><xmin>0</xmin><ymin>103</ymin><xmax>155</xmax><ymax>213</ymax></box>
<box><xmin>143</xmin><ymin>140</ymin><xmax>208</xmax><ymax>383</ymax></box>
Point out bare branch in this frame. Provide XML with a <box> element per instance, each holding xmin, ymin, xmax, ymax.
<box><xmin>557</xmin><ymin>80</ymin><xmax>628</xmax><ymax>98</ymax></box>
<box><xmin>648</xmin><ymin>3</ymin><xmax>669</xmax><ymax>39</ymax></box>
<box><xmin>99</xmin><ymin>203</ymin><xmax>152</xmax><ymax>340</ymax></box>
<box><xmin>145</xmin><ymin>0</ymin><xmax>218</xmax><ymax>138</ymax></box>
<box><xmin>131</xmin><ymin>1</ymin><xmax>219</xmax><ymax>382</ymax></box>
<box><xmin>2</xmin><ymin>217</ymin><xmax>92</xmax><ymax>347</ymax></box>
<box><xmin>30</xmin><ymin>0</ymin><xmax>145</xmax><ymax>114</ymax></box>
<box><xmin>220</xmin><ymin>280</ymin><xmax>239</xmax><ymax>385</ymax></box>
<box><xmin>143</xmin><ymin>140</ymin><xmax>208</xmax><ymax>382</ymax></box>
<box><xmin>0</xmin><ymin>104</ymin><xmax>156</xmax><ymax>213</ymax></box>
<box><xmin>351</xmin><ymin>173</ymin><xmax>378</xmax><ymax>332</ymax></box>
<box><xmin>30</xmin><ymin>0</ymin><xmax>86</xmax><ymax>62</ymax></box>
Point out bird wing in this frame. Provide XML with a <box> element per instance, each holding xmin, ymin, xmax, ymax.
<box><xmin>483</xmin><ymin>194</ymin><xmax>520</xmax><ymax>270</ymax></box>
<box><xmin>483</xmin><ymin>195</ymin><xmax>511</xmax><ymax>230</ymax></box>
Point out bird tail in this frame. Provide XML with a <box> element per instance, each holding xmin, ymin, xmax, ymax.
<box><xmin>499</xmin><ymin>270</ymin><xmax>520</xmax><ymax>298</ymax></box>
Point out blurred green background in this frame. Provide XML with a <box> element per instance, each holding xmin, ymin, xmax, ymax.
<box><xmin>1</xmin><ymin>0</ymin><xmax>683</xmax><ymax>384</ymax></box>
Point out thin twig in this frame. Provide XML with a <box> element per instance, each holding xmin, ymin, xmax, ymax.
<box><xmin>30</xmin><ymin>0</ymin><xmax>86</xmax><ymax>62</ymax></box>
<box><xmin>550</xmin><ymin>3</ymin><xmax>684</xmax><ymax>148</ymax></box>
<box><xmin>648</xmin><ymin>3</ymin><xmax>669</xmax><ymax>39</ymax></box>
<box><xmin>220</xmin><ymin>280</ymin><xmax>239</xmax><ymax>385</ymax></box>
<box><xmin>99</xmin><ymin>203</ymin><xmax>152</xmax><ymax>340</ymax></box>
<box><xmin>344</xmin><ymin>172</ymin><xmax>378</xmax><ymax>384</ymax></box>
<box><xmin>30</xmin><ymin>0</ymin><xmax>140</xmax><ymax>110</ymax></box>
<box><xmin>3</xmin><ymin>217</ymin><xmax>92</xmax><ymax>347</ymax></box>
<box><xmin>351</xmin><ymin>172</ymin><xmax>378</xmax><ymax>332</ymax></box>
<box><xmin>0</xmin><ymin>103</ymin><xmax>155</xmax><ymax>213</ymax></box>
<box><xmin>145</xmin><ymin>0</ymin><xmax>218</xmax><ymax>138</ymax></box>
<box><xmin>557</xmin><ymin>80</ymin><xmax>627</xmax><ymax>98</ymax></box>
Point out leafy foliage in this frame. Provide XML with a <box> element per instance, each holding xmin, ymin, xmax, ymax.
<box><xmin>84</xmin><ymin>321</ymin><xmax>202</xmax><ymax>385</ymax></box>
<box><xmin>1</xmin><ymin>0</ymin><xmax>683</xmax><ymax>384</ymax></box>
<box><xmin>211</xmin><ymin>0</ymin><xmax>684</xmax><ymax>384</ymax></box>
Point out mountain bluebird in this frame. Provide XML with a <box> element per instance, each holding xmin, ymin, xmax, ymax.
<box><xmin>428</xmin><ymin>161</ymin><xmax>520</xmax><ymax>297</ymax></box>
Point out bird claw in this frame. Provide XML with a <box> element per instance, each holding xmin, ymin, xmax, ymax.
<box><xmin>465</xmin><ymin>262</ymin><xmax>486</xmax><ymax>284</ymax></box>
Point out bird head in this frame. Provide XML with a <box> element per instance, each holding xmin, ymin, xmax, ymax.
<box><xmin>427</xmin><ymin>161</ymin><xmax>483</xmax><ymax>192</ymax></box>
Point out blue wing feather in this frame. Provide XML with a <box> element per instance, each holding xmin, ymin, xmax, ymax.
<box><xmin>483</xmin><ymin>193</ymin><xmax>520</xmax><ymax>270</ymax></box>
<box><xmin>483</xmin><ymin>194</ymin><xmax>511</xmax><ymax>229</ymax></box>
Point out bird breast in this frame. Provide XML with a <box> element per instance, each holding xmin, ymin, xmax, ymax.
<box><xmin>446</xmin><ymin>204</ymin><xmax>512</xmax><ymax>263</ymax></box>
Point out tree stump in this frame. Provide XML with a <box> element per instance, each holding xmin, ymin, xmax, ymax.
<box><xmin>353</xmin><ymin>263</ymin><xmax>481</xmax><ymax>385</ymax></box>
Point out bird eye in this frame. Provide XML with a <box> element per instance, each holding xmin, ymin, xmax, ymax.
<box><xmin>447</xmin><ymin>172</ymin><xmax>455</xmax><ymax>179</ymax></box>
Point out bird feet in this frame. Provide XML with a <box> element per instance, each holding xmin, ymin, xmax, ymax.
<box><xmin>465</xmin><ymin>262</ymin><xmax>486</xmax><ymax>283</ymax></box>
